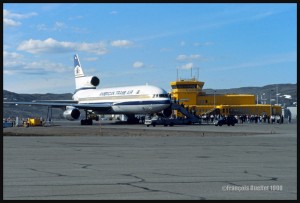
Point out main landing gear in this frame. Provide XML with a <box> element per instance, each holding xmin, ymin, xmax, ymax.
<box><xmin>81</xmin><ymin>110</ymin><xmax>95</xmax><ymax>125</ymax></box>
<box><xmin>81</xmin><ymin>118</ymin><xmax>93</xmax><ymax>125</ymax></box>
<box><xmin>43</xmin><ymin>106</ymin><xmax>53</xmax><ymax>126</ymax></box>
<box><xmin>126</xmin><ymin>114</ymin><xmax>140</xmax><ymax>124</ymax></box>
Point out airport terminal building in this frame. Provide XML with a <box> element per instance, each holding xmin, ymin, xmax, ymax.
<box><xmin>170</xmin><ymin>78</ymin><xmax>282</xmax><ymax>118</ymax></box>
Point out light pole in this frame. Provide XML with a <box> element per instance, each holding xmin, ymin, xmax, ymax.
<box><xmin>270</xmin><ymin>90</ymin><xmax>273</xmax><ymax>116</ymax></box>
<box><xmin>261</xmin><ymin>93</ymin><xmax>266</xmax><ymax>104</ymax></box>
<box><xmin>276</xmin><ymin>93</ymin><xmax>280</xmax><ymax>105</ymax></box>
<box><xmin>214</xmin><ymin>90</ymin><xmax>216</xmax><ymax>109</ymax></box>
<box><xmin>276</xmin><ymin>84</ymin><xmax>278</xmax><ymax>105</ymax></box>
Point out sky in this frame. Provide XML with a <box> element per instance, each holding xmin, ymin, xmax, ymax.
<box><xmin>3</xmin><ymin>3</ymin><xmax>297</xmax><ymax>94</ymax></box>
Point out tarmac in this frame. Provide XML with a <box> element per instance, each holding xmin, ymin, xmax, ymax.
<box><xmin>3</xmin><ymin>120</ymin><xmax>297</xmax><ymax>200</ymax></box>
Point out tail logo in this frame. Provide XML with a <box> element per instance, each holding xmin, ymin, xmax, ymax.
<box><xmin>74</xmin><ymin>54</ymin><xmax>84</xmax><ymax>78</ymax></box>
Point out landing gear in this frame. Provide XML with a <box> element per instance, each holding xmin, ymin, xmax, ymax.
<box><xmin>81</xmin><ymin>110</ymin><xmax>93</xmax><ymax>125</ymax></box>
<box><xmin>81</xmin><ymin>118</ymin><xmax>93</xmax><ymax>125</ymax></box>
<box><xmin>126</xmin><ymin>114</ymin><xmax>140</xmax><ymax>124</ymax></box>
<box><xmin>44</xmin><ymin>106</ymin><xmax>53</xmax><ymax>126</ymax></box>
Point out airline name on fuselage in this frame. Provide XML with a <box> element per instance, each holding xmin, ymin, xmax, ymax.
<box><xmin>99</xmin><ymin>89</ymin><xmax>137</xmax><ymax>96</ymax></box>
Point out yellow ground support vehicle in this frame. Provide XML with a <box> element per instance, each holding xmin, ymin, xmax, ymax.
<box><xmin>23</xmin><ymin>118</ymin><xmax>43</xmax><ymax>127</ymax></box>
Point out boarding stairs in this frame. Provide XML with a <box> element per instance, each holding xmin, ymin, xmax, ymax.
<box><xmin>204</xmin><ymin>108</ymin><xmax>218</xmax><ymax>115</ymax></box>
<box><xmin>171</xmin><ymin>103</ymin><xmax>200</xmax><ymax>122</ymax></box>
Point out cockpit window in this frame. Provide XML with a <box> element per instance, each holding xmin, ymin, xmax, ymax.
<box><xmin>153</xmin><ymin>94</ymin><xmax>169</xmax><ymax>98</ymax></box>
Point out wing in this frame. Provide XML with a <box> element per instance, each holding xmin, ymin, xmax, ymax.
<box><xmin>4</xmin><ymin>100</ymin><xmax>113</xmax><ymax>111</ymax></box>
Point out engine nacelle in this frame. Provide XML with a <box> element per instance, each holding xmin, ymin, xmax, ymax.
<box><xmin>63</xmin><ymin>108</ymin><xmax>81</xmax><ymax>121</ymax></box>
<box><xmin>75</xmin><ymin>76</ymin><xmax>100</xmax><ymax>90</ymax></box>
<box><xmin>89</xmin><ymin>76</ymin><xmax>100</xmax><ymax>87</ymax></box>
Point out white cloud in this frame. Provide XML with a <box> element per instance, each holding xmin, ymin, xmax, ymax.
<box><xmin>36</xmin><ymin>24</ymin><xmax>47</xmax><ymax>31</ymax></box>
<box><xmin>3</xmin><ymin>18</ymin><xmax>21</xmax><ymax>26</ymax></box>
<box><xmin>250</xmin><ymin>11</ymin><xmax>274</xmax><ymax>20</ymax></box>
<box><xmin>36</xmin><ymin>22</ymin><xmax>87</xmax><ymax>33</ymax></box>
<box><xmin>133</xmin><ymin>61</ymin><xmax>144</xmax><ymax>68</ymax></box>
<box><xmin>4</xmin><ymin>70</ymin><xmax>16</xmax><ymax>75</ymax></box>
<box><xmin>176</xmin><ymin>55</ymin><xmax>187</xmax><ymax>61</ymax></box>
<box><xmin>176</xmin><ymin>54</ymin><xmax>202</xmax><ymax>61</ymax></box>
<box><xmin>4</xmin><ymin>51</ymin><xmax>23</xmax><ymax>60</ymax></box>
<box><xmin>3</xmin><ymin>51</ymin><xmax>24</xmax><ymax>69</ymax></box>
<box><xmin>190</xmin><ymin>54</ymin><xmax>201</xmax><ymax>59</ymax></box>
<box><xmin>24</xmin><ymin>61</ymin><xmax>70</xmax><ymax>73</ymax></box>
<box><xmin>36</xmin><ymin>22</ymin><xmax>68</xmax><ymax>31</ymax></box>
<box><xmin>111</xmin><ymin>40</ymin><xmax>133</xmax><ymax>47</ymax></box>
<box><xmin>179</xmin><ymin>63</ymin><xmax>194</xmax><ymax>70</ymax></box>
<box><xmin>4</xmin><ymin>75</ymin><xmax>74</xmax><ymax>94</ymax></box>
<box><xmin>83</xmin><ymin>57</ymin><xmax>98</xmax><ymax>62</ymax></box>
<box><xmin>17</xmin><ymin>38</ymin><xmax>107</xmax><ymax>55</ymax></box>
<box><xmin>180</xmin><ymin>41</ymin><xmax>186</xmax><ymax>46</ymax></box>
<box><xmin>194</xmin><ymin>41</ymin><xmax>214</xmax><ymax>47</ymax></box>
<box><xmin>3</xmin><ymin>50</ymin><xmax>71</xmax><ymax>75</ymax></box>
<box><xmin>54</xmin><ymin>22</ymin><xmax>65</xmax><ymax>30</ymax></box>
<box><xmin>68</xmin><ymin>15</ymin><xmax>83</xmax><ymax>20</ymax></box>
<box><xmin>4</xmin><ymin>9</ymin><xmax>37</xmax><ymax>19</ymax></box>
<box><xmin>3</xmin><ymin>9</ymin><xmax>37</xmax><ymax>27</ymax></box>
<box><xmin>110</xmin><ymin>11</ymin><xmax>118</xmax><ymax>15</ymax></box>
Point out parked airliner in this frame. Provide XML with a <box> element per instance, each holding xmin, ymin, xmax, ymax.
<box><xmin>5</xmin><ymin>54</ymin><xmax>172</xmax><ymax>124</ymax></box>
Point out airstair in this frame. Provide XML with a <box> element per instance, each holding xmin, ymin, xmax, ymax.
<box><xmin>204</xmin><ymin>108</ymin><xmax>218</xmax><ymax>115</ymax></box>
<box><xmin>171</xmin><ymin>103</ymin><xmax>201</xmax><ymax>123</ymax></box>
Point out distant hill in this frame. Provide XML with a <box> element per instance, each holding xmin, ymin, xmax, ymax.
<box><xmin>3</xmin><ymin>83</ymin><xmax>297</xmax><ymax>119</ymax></box>
<box><xmin>3</xmin><ymin>90</ymin><xmax>73</xmax><ymax>119</ymax></box>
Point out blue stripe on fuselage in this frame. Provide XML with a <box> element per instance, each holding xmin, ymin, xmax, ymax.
<box><xmin>115</xmin><ymin>100</ymin><xmax>171</xmax><ymax>105</ymax></box>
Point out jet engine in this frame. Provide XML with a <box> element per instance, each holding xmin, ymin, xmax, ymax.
<box><xmin>63</xmin><ymin>108</ymin><xmax>81</xmax><ymax>121</ymax></box>
<box><xmin>75</xmin><ymin>75</ymin><xmax>100</xmax><ymax>90</ymax></box>
<box><xmin>89</xmin><ymin>76</ymin><xmax>100</xmax><ymax>87</ymax></box>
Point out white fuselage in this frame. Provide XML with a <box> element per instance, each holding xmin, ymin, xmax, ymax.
<box><xmin>72</xmin><ymin>85</ymin><xmax>171</xmax><ymax>114</ymax></box>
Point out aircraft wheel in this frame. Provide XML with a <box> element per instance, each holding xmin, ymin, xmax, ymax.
<box><xmin>81</xmin><ymin>119</ymin><xmax>93</xmax><ymax>125</ymax></box>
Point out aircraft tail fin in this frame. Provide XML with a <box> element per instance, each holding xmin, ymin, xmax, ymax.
<box><xmin>74</xmin><ymin>54</ymin><xmax>84</xmax><ymax>78</ymax></box>
<box><xmin>73</xmin><ymin>54</ymin><xmax>100</xmax><ymax>91</ymax></box>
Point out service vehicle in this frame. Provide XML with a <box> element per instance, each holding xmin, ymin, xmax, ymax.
<box><xmin>214</xmin><ymin>116</ymin><xmax>238</xmax><ymax>126</ymax></box>
<box><xmin>144</xmin><ymin>115</ymin><xmax>201</xmax><ymax>127</ymax></box>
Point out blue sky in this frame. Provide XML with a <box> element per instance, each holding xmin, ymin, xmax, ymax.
<box><xmin>3</xmin><ymin>3</ymin><xmax>297</xmax><ymax>94</ymax></box>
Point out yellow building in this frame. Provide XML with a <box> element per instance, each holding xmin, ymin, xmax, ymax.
<box><xmin>170</xmin><ymin>78</ymin><xmax>281</xmax><ymax>117</ymax></box>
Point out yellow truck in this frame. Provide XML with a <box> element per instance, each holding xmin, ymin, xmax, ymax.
<box><xmin>23</xmin><ymin>118</ymin><xmax>43</xmax><ymax>127</ymax></box>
